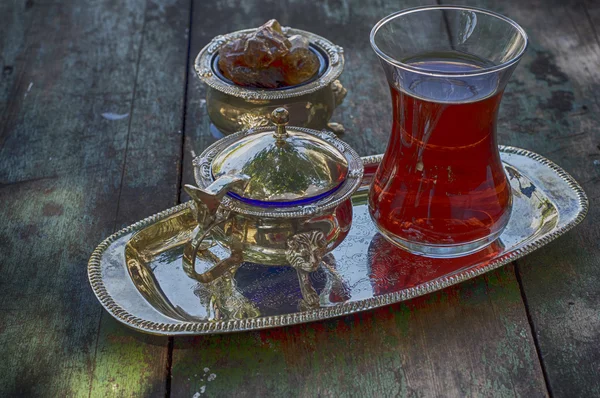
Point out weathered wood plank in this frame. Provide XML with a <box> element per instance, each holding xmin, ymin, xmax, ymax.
<box><xmin>89</xmin><ymin>0</ymin><xmax>191</xmax><ymax>396</ymax></box>
<box><xmin>0</xmin><ymin>0</ymin><xmax>190</xmax><ymax>395</ymax></box>
<box><xmin>172</xmin><ymin>1</ymin><xmax>547</xmax><ymax>396</ymax></box>
<box><xmin>171</xmin><ymin>267</ymin><xmax>545</xmax><ymax>397</ymax></box>
<box><xmin>0</xmin><ymin>0</ymin><xmax>28</xmax><ymax>121</ymax></box>
<box><xmin>440</xmin><ymin>0</ymin><xmax>600</xmax><ymax>396</ymax></box>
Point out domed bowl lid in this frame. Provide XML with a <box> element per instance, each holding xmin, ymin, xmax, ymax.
<box><xmin>211</xmin><ymin>108</ymin><xmax>348</xmax><ymax>205</ymax></box>
<box><xmin>192</xmin><ymin>109</ymin><xmax>363</xmax><ymax>217</ymax></box>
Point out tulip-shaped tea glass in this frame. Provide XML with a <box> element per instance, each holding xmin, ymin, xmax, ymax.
<box><xmin>369</xmin><ymin>6</ymin><xmax>528</xmax><ymax>257</ymax></box>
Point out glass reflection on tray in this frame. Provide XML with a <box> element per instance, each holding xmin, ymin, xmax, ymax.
<box><xmin>367</xmin><ymin>234</ymin><xmax>504</xmax><ymax>296</ymax></box>
<box><xmin>120</xmin><ymin>154</ymin><xmax>561</xmax><ymax>324</ymax></box>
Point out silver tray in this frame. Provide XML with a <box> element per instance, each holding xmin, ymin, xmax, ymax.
<box><xmin>88</xmin><ymin>146</ymin><xmax>588</xmax><ymax>335</ymax></box>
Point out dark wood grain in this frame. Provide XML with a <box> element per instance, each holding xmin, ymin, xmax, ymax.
<box><xmin>0</xmin><ymin>0</ymin><xmax>27</xmax><ymax>121</ymax></box>
<box><xmin>438</xmin><ymin>0</ymin><xmax>600</xmax><ymax>396</ymax></box>
<box><xmin>172</xmin><ymin>1</ymin><xmax>548</xmax><ymax>396</ymax></box>
<box><xmin>89</xmin><ymin>1</ymin><xmax>191</xmax><ymax>396</ymax></box>
<box><xmin>0</xmin><ymin>0</ymin><xmax>190</xmax><ymax>395</ymax></box>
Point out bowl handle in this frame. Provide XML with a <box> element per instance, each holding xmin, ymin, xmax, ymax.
<box><xmin>182</xmin><ymin>213</ymin><xmax>241</xmax><ymax>284</ymax></box>
<box><xmin>182</xmin><ymin>175</ymin><xmax>248</xmax><ymax>282</ymax></box>
<box><xmin>331</xmin><ymin>79</ymin><xmax>347</xmax><ymax>107</ymax></box>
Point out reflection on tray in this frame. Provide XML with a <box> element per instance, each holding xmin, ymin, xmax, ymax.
<box><xmin>182</xmin><ymin>248</ymin><xmax>352</xmax><ymax>321</ymax></box>
<box><xmin>122</xmin><ymin>217</ymin><xmax>507</xmax><ymax>323</ymax></box>
<box><xmin>118</xmin><ymin>151</ymin><xmax>565</xmax><ymax>325</ymax></box>
<box><xmin>367</xmin><ymin>234</ymin><xmax>505</xmax><ymax>295</ymax></box>
<box><xmin>123</xmin><ymin>209</ymin><xmax>353</xmax><ymax>322</ymax></box>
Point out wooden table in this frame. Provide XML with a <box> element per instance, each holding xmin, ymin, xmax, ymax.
<box><xmin>1</xmin><ymin>0</ymin><xmax>598</xmax><ymax>396</ymax></box>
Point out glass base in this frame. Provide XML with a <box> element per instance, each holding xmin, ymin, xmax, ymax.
<box><xmin>373</xmin><ymin>222</ymin><xmax>504</xmax><ymax>259</ymax></box>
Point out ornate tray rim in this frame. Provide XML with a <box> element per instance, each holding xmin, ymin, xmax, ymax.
<box><xmin>88</xmin><ymin>146</ymin><xmax>588</xmax><ymax>335</ymax></box>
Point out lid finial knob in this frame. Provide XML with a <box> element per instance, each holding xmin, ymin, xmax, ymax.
<box><xmin>271</xmin><ymin>108</ymin><xmax>289</xmax><ymax>141</ymax></box>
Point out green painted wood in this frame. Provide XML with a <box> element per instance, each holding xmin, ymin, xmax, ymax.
<box><xmin>173</xmin><ymin>1</ymin><xmax>548</xmax><ymax>396</ymax></box>
<box><xmin>439</xmin><ymin>0</ymin><xmax>600</xmax><ymax>396</ymax></box>
<box><xmin>0</xmin><ymin>0</ymin><xmax>190</xmax><ymax>395</ymax></box>
<box><xmin>0</xmin><ymin>0</ymin><xmax>28</xmax><ymax>121</ymax></box>
<box><xmin>89</xmin><ymin>0</ymin><xmax>191</xmax><ymax>396</ymax></box>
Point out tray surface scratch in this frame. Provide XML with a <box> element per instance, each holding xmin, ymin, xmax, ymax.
<box><xmin>88</xmin><ymin>146</ymin><xmax>588</xmax><ymax>335</ymax></box>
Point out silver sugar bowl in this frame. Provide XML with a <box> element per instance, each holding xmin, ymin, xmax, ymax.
<box><xmin>183</xmin><ymin>108</ymin><xmax>363</xmax><ymax>283</ymax></box>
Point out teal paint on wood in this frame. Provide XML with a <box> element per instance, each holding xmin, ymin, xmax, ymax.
<box><xmin>89</xmin><ymin>0</ymin><xmax>191</xmax><ymax>396</ymax></box>
<box><xmin>0</xmin><ymin>0</ymin><xmax>145</xmax><ymax>393</ymax></box>
<box><xmin>0</xmin><ymin>0</ymin><xmax>28</xmax><ymax>122</ymax></box>
<box><xmin>0</xmin><ymin>0</ymin><xmax>190</xmax><ymax>395</ymax></box>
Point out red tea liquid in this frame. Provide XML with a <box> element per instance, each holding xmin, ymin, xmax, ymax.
<box><xmin>369</xmin><ymin>54</ymin><xmax>512</xmax><ymax>246</ymax></box>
